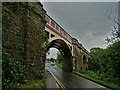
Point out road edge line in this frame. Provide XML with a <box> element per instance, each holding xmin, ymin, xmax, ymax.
<box><xmin>48</xmin><ymin>70</ymin><xmax>66</xmax><ymax>90</ymax></box>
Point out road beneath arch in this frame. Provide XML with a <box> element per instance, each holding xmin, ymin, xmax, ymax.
<box><xmin>46</xmin><ymin>62</ymin><xmax>110</xmax><ymax>89</ymax></box>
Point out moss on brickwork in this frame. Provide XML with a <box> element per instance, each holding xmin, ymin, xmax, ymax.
<box><xmin>2</xmin><ymin>2</ymin><xmax>46</xmax><ymax>89</ymax></box>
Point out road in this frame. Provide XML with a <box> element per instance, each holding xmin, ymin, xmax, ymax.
<box><xmin>45</xmin><ymin>62</ymin><xmax>109</xmax><ymax>89</ymax></box>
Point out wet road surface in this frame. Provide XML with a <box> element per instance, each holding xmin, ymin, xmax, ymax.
<box><xmin>45</xmin><ymin>70</ymin><xmax>59</xmax><ymax>88</ymax></box>
<box><xmin>46</xmin><ymin>62</ymin><xmax>110</xmax><ymax>89</ymax></box>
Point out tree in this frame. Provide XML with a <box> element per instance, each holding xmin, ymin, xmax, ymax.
<box><xmin>89</xmin><ymin>48</ymin><xmax>105</xmax><ymax>73</ymax></box>
<box><xmin>49</xmin><ymin>58</ymin><xmax>57</xmax><ymax>63</ymax></box>
<box><xmin>107</xmin><ymin>41</ymin><xmax>120</xmax><ymax>83</ymax></box>
<box><xmin>88</xmin><ymin>3</ymin><xmax>120</xmax><ymax>84</ymax></box>
<box><xmin>105</xmin><ymin>2</ymin><xmax>120</xmax><ymax>44</ymax></box>
<box><xmin>56</xmin><ymin>52</ymin><xmax>64</xmax><ymax>63</ymax></box>
<box><xmin>105</xmin><ymin>3</ymin><xmax>120</xmax><ymax>83</ymax></box>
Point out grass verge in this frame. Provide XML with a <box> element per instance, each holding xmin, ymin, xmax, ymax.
<box><xmin>56</xmin><ymin>63</ymin><xmax>120</xmax><ymax>89</ymax></box>
<box><xmin>55</xmin><ymin>63</ymin><xmax>62</xmax><ymax>69</ymax></box>
<box><xmin>73</xmin><ymin>70</ymin><xmax>120</xmax><ymax>90</ymax></box>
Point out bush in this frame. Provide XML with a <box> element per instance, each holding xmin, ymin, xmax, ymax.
<box><xmin>2</xmin><ymin>53</ymin><xmax>27</xmax><ymax>89</ymax></box>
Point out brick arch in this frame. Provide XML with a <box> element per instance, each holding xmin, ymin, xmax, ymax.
<box><xmin>82</xmin><ymin>55</ymin><xmax>89</xmax><ymax>70</ymax></box>
<box><xmin>46</xmin><ymin>39</ymin><xmax>73</xmax><ymax>72</ymax></box>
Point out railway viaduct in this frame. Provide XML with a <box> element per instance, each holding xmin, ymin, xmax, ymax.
<box><xmin>45</xmin><ymin>14</ymin><xmax>90</xmax><ymax>72</ymax></box>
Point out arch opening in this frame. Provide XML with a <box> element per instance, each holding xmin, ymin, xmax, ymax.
<box><xmin>83</xmin><ymin>55</ymin><xmax>88</xmax><ymax>70</ymax></box>
<box><xmin>46</xmin><ymin>39</ymin><xmax>73</xmax><ymax>72</ymax></box>
<box><xmin>83</xmin><ymin>55</ymin><xmax>87</xmax><ymax>64</ymax></box>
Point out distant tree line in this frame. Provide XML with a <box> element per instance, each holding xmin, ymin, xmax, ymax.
<box><xmin>88</xmin><ymin>19</ymin><xmax>120</xmax><ymax>85</ymax></box>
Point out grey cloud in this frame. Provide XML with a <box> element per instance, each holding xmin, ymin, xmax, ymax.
<box><xmin>43</xmin><ymin>2</ymin><xmax>118</xmax><ymax>51</ymax></box>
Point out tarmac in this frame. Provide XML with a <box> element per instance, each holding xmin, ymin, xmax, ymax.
<box><xmin>45</xmin><ymin>69</ymin><xmax>60</xmax><ymax>89</ymax></box>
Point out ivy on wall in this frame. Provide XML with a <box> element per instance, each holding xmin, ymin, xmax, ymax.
<box><xmin>2</xmin><ymin>2</ymin><xmax>47</xmax><ymax>89</ymax></box>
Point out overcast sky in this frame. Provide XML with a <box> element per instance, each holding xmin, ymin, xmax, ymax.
<box><xmin>41</xmin><ymin>2</ymin><xmax>118</xmax><ymax>58</ymax></box>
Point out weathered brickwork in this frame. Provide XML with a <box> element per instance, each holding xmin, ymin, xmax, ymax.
<box><xmin>72</xmin><ymin>38</ymin><xmax>90</xmax><ymax>70</ymax></box>
<box><xmin>2</xmin><ymin>2</ymin><xmax>46</xmax><ymax>80</ymax></box>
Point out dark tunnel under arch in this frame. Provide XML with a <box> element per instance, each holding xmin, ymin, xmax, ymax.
<box><xmin>83</xmin><ymin>55</ymin><xmax>87</xmax><ymax>64</ymax></box>
<box><xmin>46</xmin><ymin>39</ymin><xmax>73</xmax><ymax>72</ymax></box>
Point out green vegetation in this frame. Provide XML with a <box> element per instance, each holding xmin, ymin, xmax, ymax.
<box><xmin>56</xmin><ymin>62</ymin><xmax>62</xmax><ymax>69</ymax></box>
<box><xmin>74</xmin><ymin>70</ymin><xmax>120</xmax><ymax>89</ymax></box>
<box><xmin>2</xmin><ymin>3</ymin><xmax>27</xmax><ymax>88</ymax></box>
<box><xmin>55</xmin><ymin>51</ymin><xmax>64</xmax><ymax>68</ymax></box>
<box><xmin>56</xmin><ymin>52</ymin><xmax>64</xmax><ymax>63</ymax></box>
<box><xmin>75</xmin><ymin>23</ymin><xmax>120</xmax><ymax>89</ymax></box>
<box><xmin>48</xmin><ymin>58</ymin><xmax>57</xmax><ymax>63</ymax></box>
<box><xmin>17</xmin><ymin>79</ymin><xmax>45</xmax><ymax>88</ymax></box>
<box><xmin>47</xmin><ymin>51</ymin><xmax>64</xmax><ymax>69</ymax></box>
<box><xmin>2</xmin><ymin>2</ymin><xmax>46</xmax><ymax>89</ymax></box>
<box><xmin>2</xmin><ymin>53</ymin><xmax>27</xmax><ymax>88</ymax></box>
